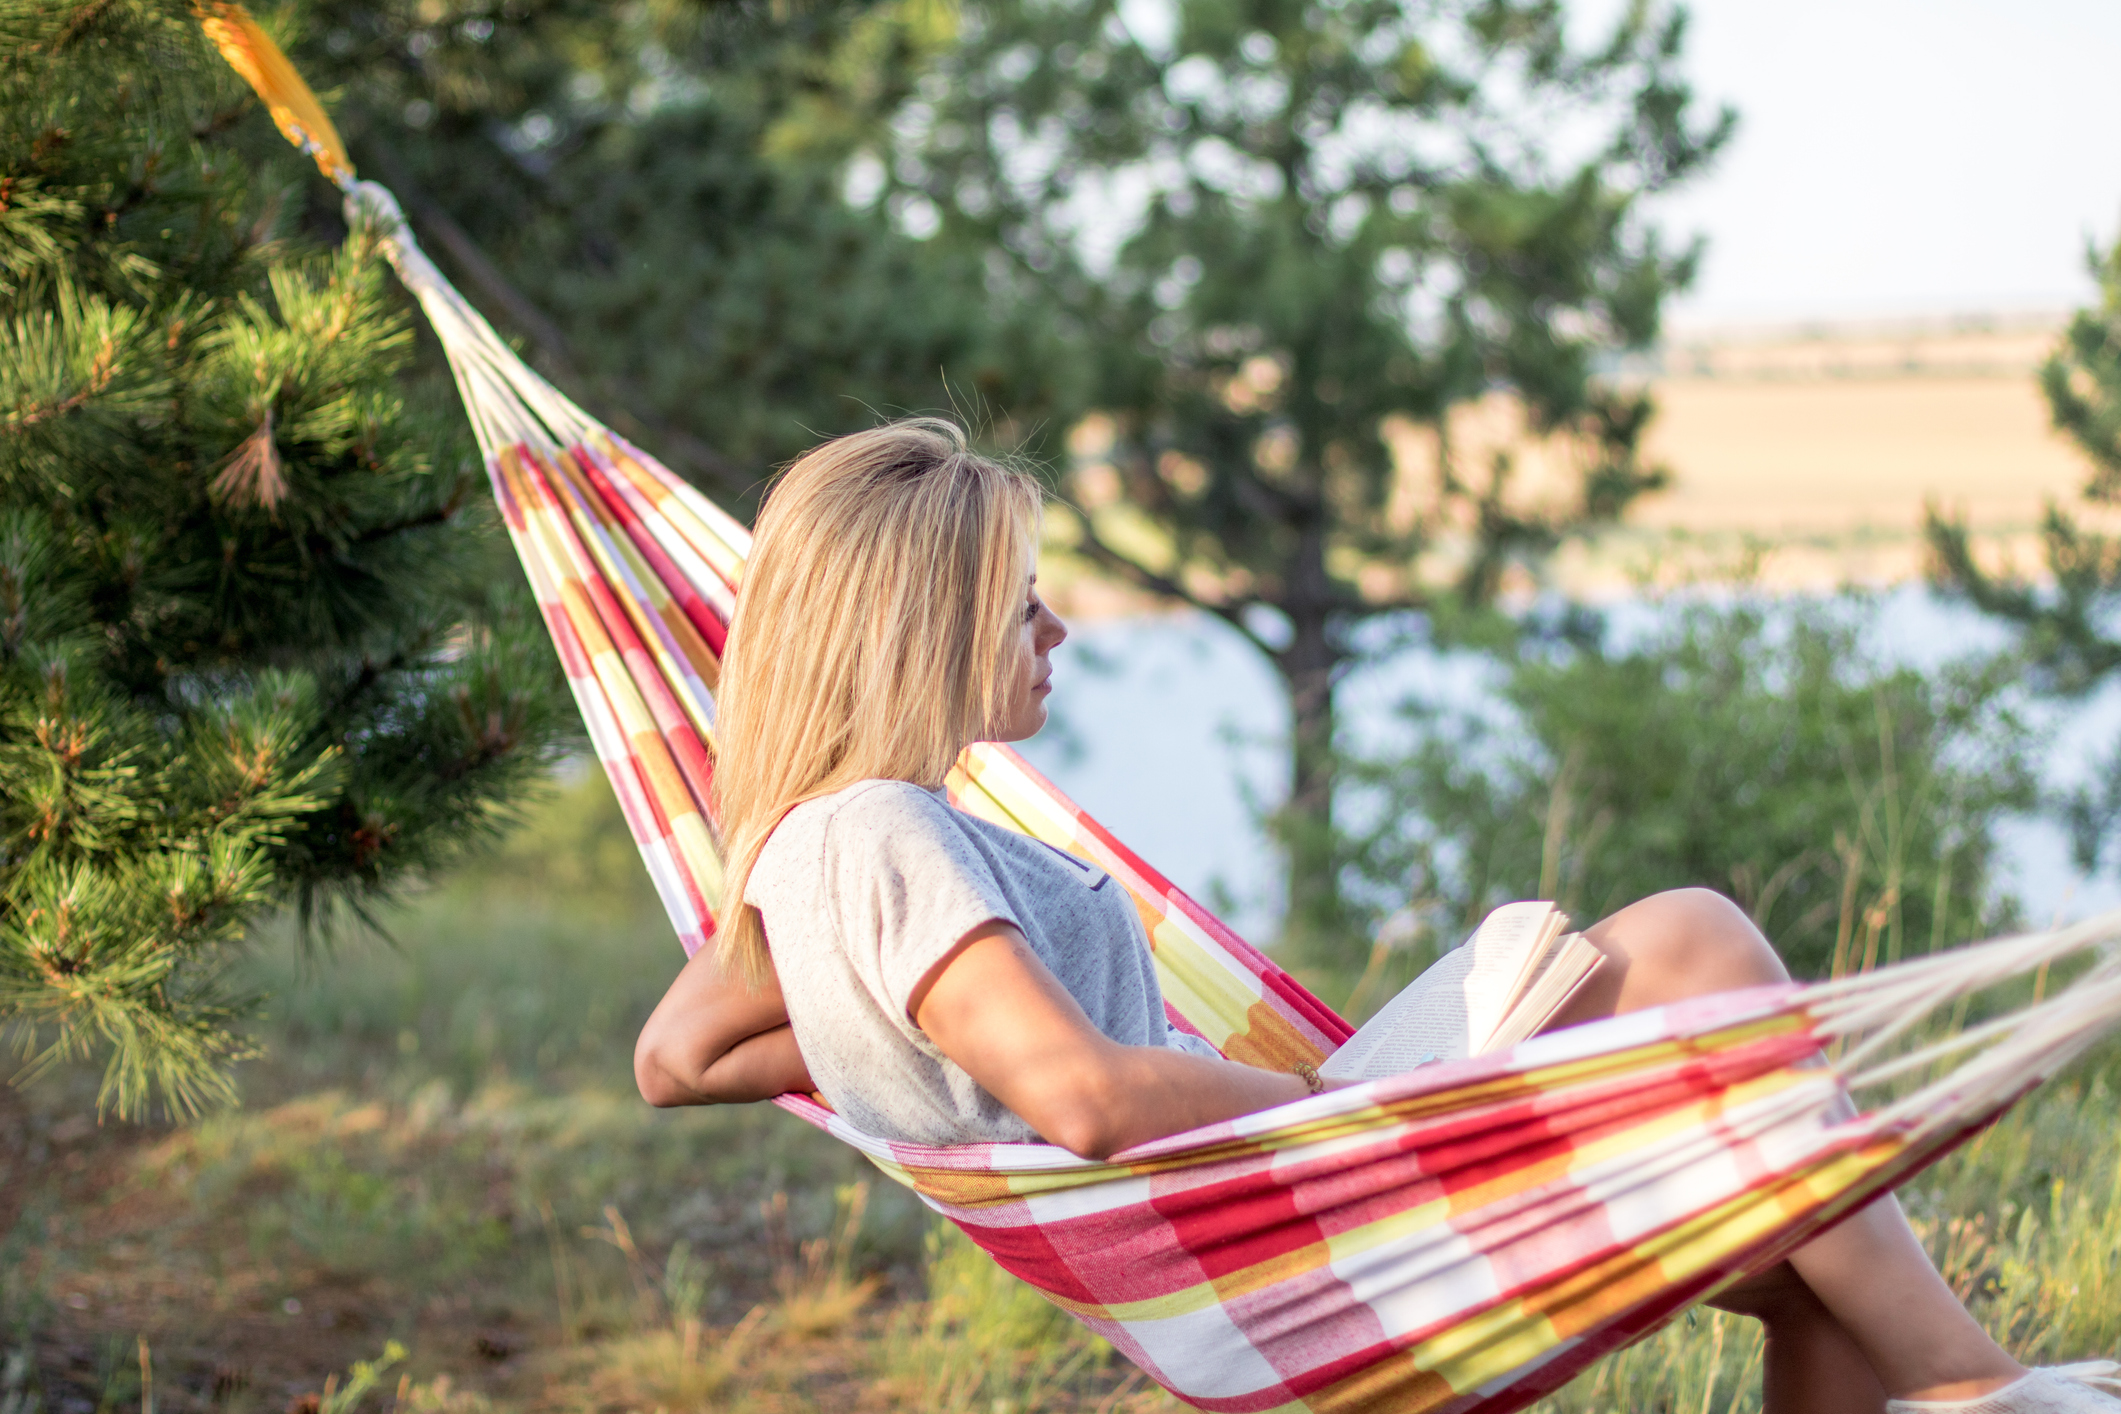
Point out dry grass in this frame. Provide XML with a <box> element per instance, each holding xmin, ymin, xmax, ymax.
<box><xmin>762</xmin><ymin>1185</ymin><xmax>883</xmax><ymax>1338</ymax></box>
<box><xmin>879</xmin><ymin>1225</ymin><xmax>1124</xmax><ymax>1414</ymax></box>
<box><xmin>0</xmin><ymin>776</ymin><xmax>1161</xmax><ymax>1414</ymax></box>
<box><xmin>1042</xmin><ymin>323</ymin><xmax>2105</xmax><ymax>620</ymax></box>
<box><xmin>1567</xmin><ymin>369</ymin><xmax>2108</xmax><ymax>592</ymax></box>
<box><xmin>554</xmin><ymin>1304</ymin><xmax>766</xmax><ymax>1410</ymax></box>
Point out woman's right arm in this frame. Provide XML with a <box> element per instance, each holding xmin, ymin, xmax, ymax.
<box><xmin>635</xmin><ymin>942</ymin><xmax>815</xmax><ymax>1106</ymax></box>
<box><xmin>911</xmin><ymin>921</ymin><xmax>1339</xmax><ymax>1158</ymax></box>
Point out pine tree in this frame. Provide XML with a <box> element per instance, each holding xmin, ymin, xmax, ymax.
<box><xmin>280</xmin><ymin>0</ymin><xmax>1051</xmax><ymax>503</ymax></box>
<box><xmin>0</xmin><ymin>0</ymin><xmax>574</xmax><ymax>1116</ymax></box>
<box><xmin>1929</xmin><ymin>230</ymin><xmax>2121</xmax><ymax>871</ymax></box>
<box><xmin>893</xmin><ymin>0</ymin><xmax>1729</xmax><ymax>956</ymax></box>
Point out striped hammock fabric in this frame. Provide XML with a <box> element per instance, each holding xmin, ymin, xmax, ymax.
<box><xmin>203</xmin><ymin>13</ymin><xmax>2121</xmax><ymax>1410</ymax></box>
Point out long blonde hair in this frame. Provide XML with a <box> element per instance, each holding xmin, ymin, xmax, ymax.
<box><xmin>713</xmin><ymin>418</ymin><xmax>1044</xmax><ymax>981</ymax></box>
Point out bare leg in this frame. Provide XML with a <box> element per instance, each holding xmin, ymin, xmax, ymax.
<box><xmin>1544</xmin><ymin>889</ymin><xmax>2024</xmax><ymax>1412</ymax></box>
<box><xmin>1709</xmin><ymin>1263</ymin><xmax>1887</xmax><ymax>1414</ymax></box>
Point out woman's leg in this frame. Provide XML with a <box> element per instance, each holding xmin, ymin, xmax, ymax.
<box><xmin>1708</xmin><ymin>1263</ymin><xmax>1887</xmax><ymax>1414</ymax></box>
<box><xmin>1544</xmin><ymin>889</ymin><xmax>2024</xmax><ymax>1412</ymax></box>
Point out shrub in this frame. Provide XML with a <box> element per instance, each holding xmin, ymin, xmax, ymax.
<box><xmin>1340</xmin><ymin>597</ymin><xmax>2033</xmax><ymax>991</ymax></box>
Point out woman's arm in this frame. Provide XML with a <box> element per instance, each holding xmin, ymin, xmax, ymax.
<box><xmin>635</xmin><ymin>942</ymin><xmax>815</xmax><ymax>1106</ymax></box>
<box><xmin>911</xmin><ymin>921</ymin><xmax>1336</xmax><ymax>1159</ymax></box>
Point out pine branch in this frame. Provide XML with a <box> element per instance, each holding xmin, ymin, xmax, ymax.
<box><xmin>347</xmin><ymin>496</ymin><xmax>461</xmax><ymax>546</ymax></box>
<box><xmin>0</xmin><ymin>15</ymin><xmax>578</xmax><ymax>1112</ymax></box>
<box><xmin>1927</xmin><ymin>502</ymin><xmax>2121</xmax><ymax>694</ymax></box>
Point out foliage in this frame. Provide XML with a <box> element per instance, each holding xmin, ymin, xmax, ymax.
<box><xmin>277</xmin><ymin>0</ymin><xmax>1047</xmax><ymax>499</ymax></box>
<box><xmin>889</xmin><ymin>0</ymin><xmax>1732</xmax><ymax>952</ymax></box>
<box><xmin>0</xmin><ymin>0</ymin><xmax>577</xmax><ymax>1116</ymax></box>
<box><xmin>1928</xmin><ymin>225</ymin><xmax>2121</xmax><ymax>871</ymax></box>
<box><xmin>1337</xmin><ymin>599</ymin><xmax>2032</xmax><ymax>987</ymax></box>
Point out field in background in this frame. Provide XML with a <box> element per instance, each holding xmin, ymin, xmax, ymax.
<box><xmin>1044</xmin><ymin>313</ymin><xmax>2102</xmax><ymax>622</ymax></box>
<box><xmin>1468</xmin><ymin>312</ymin><xmax>2105</xmax><ymax>596</ymax></box>
<box><xmin>6</xmin><ymin>775</ymin><xmax>2120</xmax><ymax>1413</ymax></box>
<box><xmin>1601</xmin><ymin>312</ymin><xmax>2099</xmax><ymax>590</ymax></box>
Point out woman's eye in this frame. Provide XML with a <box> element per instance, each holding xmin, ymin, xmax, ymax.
<box><xmin>1023</xmin><ymin>598</ymin><xmax>1040</xmax><ymax>624</ymax></box>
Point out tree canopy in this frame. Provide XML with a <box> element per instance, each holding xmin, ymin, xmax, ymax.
<box><xmin>1928</xmin><ymin>228</ymin><xmax>2121</xmax><ymax>872</ymax></box>
<box><xmin>2</xmin><ymin>0</ymin><xmax>1062</xmax><ymax>1114</ymax></box>
<box><xmin>889</xmin><ymin>0</ymin><xmax>1731</xmax><ymax>954</ymax></box>
<box><xmin>284</xmin><ymin>0</ymin><xmax>1053</xmax><ymax>501</ymax></box>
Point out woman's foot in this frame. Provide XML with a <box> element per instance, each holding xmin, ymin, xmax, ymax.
<box><xmin>1888</xmin><ymin>1366</ymin><xmax>2121</xmax><ymax>1413</ymax></box>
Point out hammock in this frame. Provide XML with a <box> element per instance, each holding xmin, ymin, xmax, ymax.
<box><xmin>203</xmin><ymin>13</ymin><xmax>2121</xmax><ymax>1410</ymax></box>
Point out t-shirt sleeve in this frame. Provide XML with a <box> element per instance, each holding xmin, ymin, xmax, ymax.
<box><xmin>821</xmin><ymin>785</ymin><xmax>1022</xmax><ymax>1022</ymax></box>
<box><xmin>1165</xmin><ymin>1025</ymin><xmax>1222</xmax><ymax>1060</ymax></box>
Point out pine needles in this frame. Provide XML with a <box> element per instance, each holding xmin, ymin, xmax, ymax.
<box><xmin>0</xmin><ymin>0</ymin><xmax>574</xmax><ymax>1118</ymax></box>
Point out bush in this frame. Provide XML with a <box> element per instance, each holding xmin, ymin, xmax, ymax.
<box><xmin>1340</xmin><ymin>597</ymin><xmax>2034</xmax><ymax>991</ymax></box>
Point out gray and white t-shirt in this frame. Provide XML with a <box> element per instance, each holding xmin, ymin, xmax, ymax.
<box><xmin>746</xmin><ymin>778</ymin><xmax>1216</xmax><ymax>1146</ymax></box>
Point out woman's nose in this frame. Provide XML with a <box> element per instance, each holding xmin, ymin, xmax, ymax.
<box><xmin>1037</xmin><ymin>604</ymin><xmax>1068</xmax><ymax>651</ymax></box>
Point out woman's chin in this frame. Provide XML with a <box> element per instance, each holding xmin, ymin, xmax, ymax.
<box><xmin>987</xmin><ymin>705</ymin><xmax>1049</xmax><ymax>745</ymax></box>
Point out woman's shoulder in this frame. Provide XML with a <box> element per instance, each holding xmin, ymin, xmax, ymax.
<box><xmin>762</xmin><ymin>779</ymin><xmax>957</xmax><ymax>864</ymax></box>
<box><xmin>800</xmin><ymin>778</ymin><xmax>951</xmax><ymax>830</ymax></box>
<box><xmin>751</xmin><ymin>782</ymin><xmax>906</xmax><ymax>904</ymax></box>
<box><xmin>750</xmin><ymin>778</ymin><xmax>982</xmax><ymax>908</ymax></box>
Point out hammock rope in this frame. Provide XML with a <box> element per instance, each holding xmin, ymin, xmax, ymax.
<box><xmin>201</xmin><ymin>13</ymin><xmax>2121</xmax><ymax>1410</ymax></box>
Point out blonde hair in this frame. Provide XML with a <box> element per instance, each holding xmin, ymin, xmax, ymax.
<box><xmin>713</xmin><ymin>418</ymin><xmax>1044</xmax><ymax>981</ymax></box>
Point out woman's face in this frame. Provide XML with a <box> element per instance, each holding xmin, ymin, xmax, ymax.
<box><xmin>988</xmin><ymin>574</ymin><xmax>1069</xmax><ymax>743</ymax></box>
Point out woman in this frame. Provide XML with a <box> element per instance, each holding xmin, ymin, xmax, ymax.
<box><xmin>636</xmin><ymin>419</ymin><xmax>2116</xmax><ymax>1414</ymax></box>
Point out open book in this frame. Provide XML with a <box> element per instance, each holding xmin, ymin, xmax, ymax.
<box><xmin>1317</xmin><ymin>902</ymin><xmax>1607</xmax><ymax>1082</ymax></box>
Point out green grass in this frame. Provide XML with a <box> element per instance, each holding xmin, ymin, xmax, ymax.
<box><xmin>2</xmin><ymin>770</ymin><xmax>2117</xmax><ymax>1413</ymax></box>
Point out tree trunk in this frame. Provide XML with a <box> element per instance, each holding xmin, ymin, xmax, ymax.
<box><xmin>1273</xmin><ymin>522</ymin><xmax>1351</xmax><ymax>963</ymax></box>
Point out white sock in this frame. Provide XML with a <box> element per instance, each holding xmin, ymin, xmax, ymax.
<box><xmin>1886</xmin><ymin>1365</ymin><xmax>2121</xmax><ymax>1414</ymax></box>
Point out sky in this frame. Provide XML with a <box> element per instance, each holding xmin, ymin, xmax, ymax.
<box><xmin>1608</xmin><ymin>0</ymin><xmax>2121</xmax><ymax>327</ymax></box>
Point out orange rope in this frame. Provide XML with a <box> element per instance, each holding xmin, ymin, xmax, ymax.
<box><xmin>195</xmin><ymin>3</ymin><xmax>355</xmax><ymax>189</ymax></box>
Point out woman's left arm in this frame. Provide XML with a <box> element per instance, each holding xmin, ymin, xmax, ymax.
<box><xmin>635</xmin><ymin>943</ymin><xmax>815</xmax><ymax>1106</ymax></box>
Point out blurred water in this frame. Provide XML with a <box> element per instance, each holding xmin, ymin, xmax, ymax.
<box><xmin>1013</xmin><ymin>587</ymin><xmax>2121</xmax><ymax>947</ymax></box>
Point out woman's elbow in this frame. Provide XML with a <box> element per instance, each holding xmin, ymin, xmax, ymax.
<box><xmin>633</xmin><ymin>1029</ymin><xmax>703</xmax><ymax>1108</ymax></box>
<box><xmin>1039</xmin><ymin>1109</ymin><xmax>1115</xmax><ymax>1159</ymax></box>
<box><xmin>1031</xmin><ymin>1077</ymin><xmax>1127</xmax><ymax>1159</ymax></box>
<box><xmin>1049</xmin><ymin>1120</ymin><xmax>1122</xmax><ymax>1161</ymax></box>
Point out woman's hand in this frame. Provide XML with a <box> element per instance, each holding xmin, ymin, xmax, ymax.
<box><xmin>635</xmin><ymin>943</ymin><xmax>815</xmax><ymax>1106</ymax></box>
<box><xmin>910</xmin><ymin>921</ymin><xmax>1334</xmax><ymax>1159</ymax></box>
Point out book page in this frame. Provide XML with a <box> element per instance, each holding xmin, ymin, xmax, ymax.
<box><xmin>1317</xmin><ymin>902</ymin><xmax>1561</xmax><ymax>1081</ymax></box>
<box><xmin>1315</xmin><ymin>947</ymin><xmax>1473</xmax><ymax>1080</ymax></box>
<box><xmin>1458</xmin><ymin>902</ymin><xmax>1564</xmax><ymax>1054</ymax></box>
<box><xmin>1479</xmin><ymin>934</ymin><xmax>1607</xmax><ymax>1054</ymax></box>
<box><xmin>1476</xmin><ymin>907</ymin><xmax>1568</xmax><ymax>1043</ymax></box>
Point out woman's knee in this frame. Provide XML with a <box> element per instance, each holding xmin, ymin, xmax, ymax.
<box><xmin>1588</xmin><ymin>888</ymin><xmax>1789</xmax><ymax>1006</ymax></box>
<box><xmin>1706</xmin><ymin>1261</ymin><xmax>1829</xmax><ymax>1324</ymax></box>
